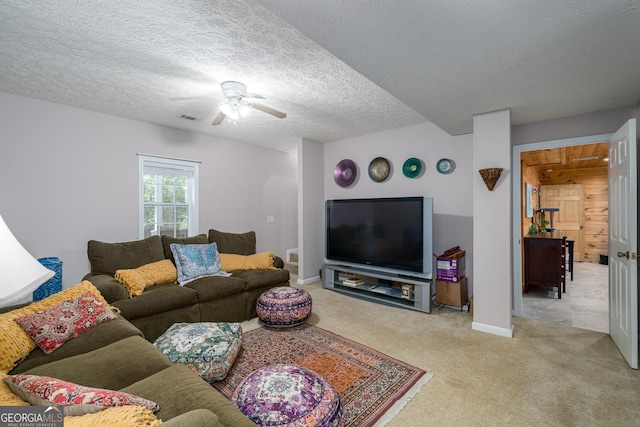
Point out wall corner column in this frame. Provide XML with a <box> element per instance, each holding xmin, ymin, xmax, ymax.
<box><xmin>471</xmin><ymin>109</ymin><xmax>514</xmax><ymax>338</ymax></box>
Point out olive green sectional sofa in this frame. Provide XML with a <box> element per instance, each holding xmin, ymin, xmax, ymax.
<box><xmin>1</xmin><ymin>301</ymin><xmax>255</xmax><ymax>426</ymax></box>
<box><xmin>83</xmin><ymin>229</ymin><xmax>290</xmax><ymax>341</ymax></box>
<box><xmin>1</xmin><ymin>229</ymin><xmax>290</xmax><ymax>425</ymax></box>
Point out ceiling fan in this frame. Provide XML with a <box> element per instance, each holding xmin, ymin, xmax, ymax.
<box><xmin>170</xmin><ymin>81</ymin><xmax>287</xmax><ymax>125</ymax></box>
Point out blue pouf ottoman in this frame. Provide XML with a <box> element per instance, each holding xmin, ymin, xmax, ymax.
<box><xmin>231</xmin><ymin>364</ymin><xmax>343</xmax><ymax>427</ymax></box>
<box><xmin>256</xmin><ymin>287</ymin><xmax>312</xmax><ymax>327</ymax></box>
<box><xmin>153</xmin><ymin>322</ymin><xmax>242</xmax><ymax>382</ymax></box>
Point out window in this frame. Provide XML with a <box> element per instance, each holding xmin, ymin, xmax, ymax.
<box><xmin>139</xmin><ymin>155</ymin><xmax>199</xmax><ymax>239</ymax></box>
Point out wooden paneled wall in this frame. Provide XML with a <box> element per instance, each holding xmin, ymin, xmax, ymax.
<box><xmin>538</xmin><ymin>167</ymin><xmax>608</xmax><ymax>263</ymax></box>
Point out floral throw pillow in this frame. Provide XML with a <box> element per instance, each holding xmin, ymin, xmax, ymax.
<box><xmin>3</xmin><ymin>374</ymin><xmax>159</xmax><ymax>416</ymax></box>
<box><xmin>170</xmin><ymin>242</ymin><xmax>230</xmax><ymax>285</ymax></box>
<box><xmin>14</xmin><ymin>292</ymin><xmax>117</xmax><ymax>355</ymax></box>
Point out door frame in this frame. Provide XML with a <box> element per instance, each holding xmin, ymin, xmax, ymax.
<box><xmin>512</xmin><ymin>133</ymin><xmax>612</xmax><ymax>317</ymax></box>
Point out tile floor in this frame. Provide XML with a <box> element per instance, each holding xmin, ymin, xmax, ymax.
<box><xmin>522</xmin><ymin>261</ymin><xmax>609</xmax><ymax>333</ymax></box>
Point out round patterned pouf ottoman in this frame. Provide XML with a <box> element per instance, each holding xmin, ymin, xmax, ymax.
<box><xmin>257</xmin><ymin>287</ymin><xmax>312</xmax><ymax>327</ymax></box>
<box><xmin>232</xmin><ymin>364</ymin><xmax>343</xmax><ymax>427</ymax></box>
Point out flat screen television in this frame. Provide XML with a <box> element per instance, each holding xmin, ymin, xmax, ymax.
<box><xmin>325</xmin><ymin>196</ymin><xmax>433</xmax><ymax>279</ymax></box>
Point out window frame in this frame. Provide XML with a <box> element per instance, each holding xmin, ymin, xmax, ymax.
<box><xmin>138</xmin><ymin>154</ymin><xmax>199</xmax><ymax>239</ymax></box>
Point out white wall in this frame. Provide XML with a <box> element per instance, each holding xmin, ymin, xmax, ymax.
<box><xmin>472</xmin><ymin>109</ymin><xmax>513</xmax><ymax>337</ymax></box>
<box><xmin>297</xmin><ymin>138</ymin><xmax>324</xmax><ymax>283</ymax></box>
<box><xmin>323</xmin><ymin>122</ymin><xmax>474</xmax><ymax>291</ymax></box>
<box><xmin>0</xmin><ymin>92</ymin><xmax>297</xmax><ymax>293</ymax></box>
<box><xmin>512</xmin><ymin>106</ymin><xmax>638</xmax><ymax>146</ymax></box>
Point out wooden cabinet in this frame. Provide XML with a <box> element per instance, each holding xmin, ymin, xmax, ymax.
<box><xmin>524</xmin><ymin>234</ymin><xmax>566</xmax><ymax>299</ymax></box>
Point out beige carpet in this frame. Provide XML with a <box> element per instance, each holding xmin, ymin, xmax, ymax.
<box><xmin>242</xmin><ymin>278</ymin><xmax>640</xmax><ymax>426</ymax></box>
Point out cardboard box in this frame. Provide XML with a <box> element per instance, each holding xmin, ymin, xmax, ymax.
<box><xmin>436</xmin><ymin>250</ymin><xmax>466</xmax><ymax>282</ymax></box>
<box><xmin>436</xmin><ymin>277</ymin><xmax>468</xmax><ymax>307</ymax></box>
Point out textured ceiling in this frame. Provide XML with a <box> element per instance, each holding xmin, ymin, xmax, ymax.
<box><xmin>259</xmin><ymin>0</ymin><xmax>640</xmax><ymax>136</ymax></box>
<box><xmin>1</xmin><ymin>1</ymin><xmax>639</xmax><ymax>153</ymax></box>
<box><xmin>0</xmin><ymin>0</ymin><xmax>423</xmax><ymax>153</ymax></box>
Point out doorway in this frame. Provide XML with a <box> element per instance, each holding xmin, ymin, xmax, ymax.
<box><xmin>512</xmin><ymin>133</ymin><xmax>613</xmax><ymax>332</ymax></box>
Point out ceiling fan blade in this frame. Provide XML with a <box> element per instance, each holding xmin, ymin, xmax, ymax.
<box><xmin>170</xmin><ymin>95</ymin><xmax>222</xmax><ymax>101</ymax></box>
<box><xmin>212</xmin><ymin>111</ymin><xmax>226</xmax><ymax>126</ymax></box>
<box><xmin>251</xmin><ymin>102</ymin><xmax>287</xmax><ymax>119</ymax></box>
<box><xmin>242</xmin><ymin>93</ymin><xmax>266</xmax><ymax>100</ymax></box>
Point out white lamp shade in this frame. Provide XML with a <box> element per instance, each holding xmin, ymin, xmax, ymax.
<box><xmin>0</xmin><ymin>214</ymin><xmax>54</xmax><ymax>306</ymax></box>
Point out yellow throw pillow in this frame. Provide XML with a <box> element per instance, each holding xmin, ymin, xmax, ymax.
<box><xmin>138</xmin><ymin>259</ymin><xmax>177</xmax><ymax>286</ymax></box>
<box><xmin>115</xmin><ymin>259</ymin><xmax>177</xmax><ymax>297</ymax></box>
<box><xmin>0</xmin><ymin>281</ymin><xmax>111</xmax><ymax>372</ymax></box>
<box><xmin>114</xmin><ymin>269</ymin><xmax>146</xmax><ymax>297</ymax></box>
<box><xmin>64</xmin><ymin>405</ymin><xmax>162</xmax><ymax>427</ymax></box>
<box><xmin>0</xmin><ymin>371</ymin><xmax>29</xmax><ymax>406</ymax></box>
<box><xmin>219</xmin><ymin>252</ymin><xmax>277</xmax><ymax>272</ymax></box>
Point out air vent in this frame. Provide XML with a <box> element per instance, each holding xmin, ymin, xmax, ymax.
<box><xmin>179</xmin><ymin>114</ymin><xmax>198</xmax><ymax>121</ymax></box>
<box><xmin>572</xmin><ymin>156</ymin><xmax>598</xmax><ymax>161</ymax></box>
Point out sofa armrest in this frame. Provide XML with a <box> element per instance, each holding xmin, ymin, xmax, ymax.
<box><xmin>161</xmin><ymin>409</ymin><xmax>224</xmax><ymax>427</ymax></box>
<box><xmin>273</xmin><ymin>256</ymin><xmax>284</xmax><ymax>269</ymax></box>
<box><xmin>82</xmin><ymin>273</ymin><xmax>129</xmax><ymax>303</ymax></box>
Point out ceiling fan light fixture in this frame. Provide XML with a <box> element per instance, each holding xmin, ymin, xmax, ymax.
<box><xmin>220</xmin><ymin>100</ymin><xmax>234</xmax><ymax>117</ymax></box>
<box><xmin>220</xmin><ymin>98</ymin><xmax>251</xmax><ymax>121</ymax></box>
<box><xmin>237</xmin><ymin>102</ymin><xmax>252</xmax><ymax>117</ymax></box>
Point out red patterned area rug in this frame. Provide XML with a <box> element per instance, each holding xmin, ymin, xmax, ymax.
<box><xmin>212</xmin><ymin>323</ymin><xmax>432</xmax><ymax>426</ymax></box>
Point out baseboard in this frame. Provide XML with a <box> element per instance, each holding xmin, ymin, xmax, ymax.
<box><xmin>297</xmin><ymin>275</ymin><xmax>320</xmax><ymax>285</ymax></box>
<box><xmin>472</xmin><ymin>321</ymin><xmax>514</xmax><ymax>338</ymax></box>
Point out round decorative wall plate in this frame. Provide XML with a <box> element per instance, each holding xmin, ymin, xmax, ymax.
<box><xmin>368</xmin><ymin>157</ymin><xmax>391</xmax><ymax>182</ymax></box>
<box><xmin>436</xmin><ymin>158</ymin><xmax>455</xmax><ymax>174</ymax></box>
<box><xmin>402</xmin><ymin>157</ymin><xmax>422</xmax><ymax>178</ymax></box>
<box><xmin>333</xmin><ymin>159</ymin><xmax>357</xmax><ymax>187</ymax></box>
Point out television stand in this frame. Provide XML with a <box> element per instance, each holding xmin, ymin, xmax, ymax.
<box><xmin>322</xmin><ymin>264</ymin><xmax>432</xmax><ymax>313</ymax></box>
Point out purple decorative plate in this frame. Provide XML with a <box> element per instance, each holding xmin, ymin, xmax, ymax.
<box><xmin>334</xmin><ymin>159</ymin><xmax>357</xmax><ymax>188</ymax></box>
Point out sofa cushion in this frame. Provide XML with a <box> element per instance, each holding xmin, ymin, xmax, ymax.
<box><xmin>11</xmin><ymin>315</ymin><xmax>143</xmax><ymax>374</ymax></box>
<box><xmin>3</xmin><ymin>374</ymin><xmax>159</xmax><ymax>416</ymax></box>
<box><xmin>159</xmin><ymin>409</ymin><xmax>222</xmax><ymax>427</ymax></box>
<box><xmin>88</xmin><ymin>235</ymin><xmax>165</xmax><ymax>275</ymax></box>
<box><xmin>161</xmin><ymin>234</ymin><xmax>208</xmax><ymax>263</ymax></box>
<box><xmin>184</xmin><ymin>275</ymin><xmax>247</xmax><ymax>302</ymax></box>
<box><xmin>208</xmin><ymin>229</ymin><xmax>256</xmax><ymax>255</ymax></box>
<box><xmin>0</xmin><ymin>281</ymin><xmax>112</xmax><ymax>372</ymax></box>
<box><xmin>121</xmin><ymin>364</ymin><xmax>255</xmax><ymax>426</ymax></box>
<box><xmin>14</xmin><ymin>292</ymin><xmax>117</xmax><ymax>355</ymax></box>
<box><xmin>114</xmin><ymin>259</ymin><xmax>177</xmax><ymax>297</ymax></box>
<box><xmin>219</xmin><ymin>252</ymin><xmax>277</xmax><ymax>272</ymax></box>
<box><xmin>171</xmin><ymin>243</ymin><xmax>228</xmax><ymax>285</ymax></box>
<box><xmin>112</xmin><ymin>283</ymin><xmax>197</xmax><ymax>320</ymax></box>
<box><xmin>231</xmin><ymin>269</ymin><xmax>290</xmax><ymax>291</ymax></box>
<box><xmin>20</xmin><ymin>336</ymin><xmax>173</xmax><ymax>391</ymax></box>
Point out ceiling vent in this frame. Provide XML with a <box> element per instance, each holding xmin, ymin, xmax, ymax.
<box><xmin>179</xmin><ymin>114</ymin><xmax>198</xmax><ymax>121</ymax></box>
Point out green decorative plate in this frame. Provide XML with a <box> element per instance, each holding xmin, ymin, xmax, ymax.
<box><xmin>402</xmin><ymin>158</ymin><xmax>422</xmax><ymax>178</ymax></box>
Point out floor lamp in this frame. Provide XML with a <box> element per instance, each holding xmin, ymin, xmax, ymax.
<box><xmin>0</xmin><ymin>214</ymin><xmax>54</xmax><ymax>306</ymax></box>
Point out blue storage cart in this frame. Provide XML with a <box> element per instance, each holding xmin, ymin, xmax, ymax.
<box><xmin>34</xmin><ymin>257</ymin><xmax>63</xmax><ymax>301</ymax></box>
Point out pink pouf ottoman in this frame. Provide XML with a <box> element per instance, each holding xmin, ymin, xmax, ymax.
<box><xmin>231</xmin><ymin>364</ymin><xmax>343</xmax><ymax>427</ymax></box>
<box><xmin>256</xmin><ymin>287</ymin><xmax>312</xmax><ymax>327</ymax></box>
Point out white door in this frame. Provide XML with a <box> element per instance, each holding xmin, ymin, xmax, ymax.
<box><xmin>608</xmin><ymin>119</ymin><xmax>638</xmax><ymax>369</ymax></box>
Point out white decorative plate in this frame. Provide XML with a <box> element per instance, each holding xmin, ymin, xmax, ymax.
<box><xmin>436</xmin><ymin>158</ymin><xmax>455</xmax><ymax>174</ymax></box>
